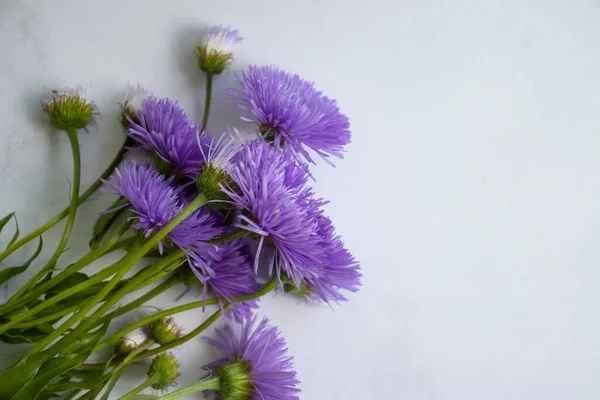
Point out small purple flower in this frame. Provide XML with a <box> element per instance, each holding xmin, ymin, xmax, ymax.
<box><xmin>221</xmin><ymin>140</ymin><xmax>322</xmax><ymax>286</ymax></box>
<box><xmin>103</xmin><ymin>161</ymin><xmax>221</xmax><ymax>261</ymax></box>
<box><xmin>206</xmin><ymin>316</ymin><xmax>300</xmax><ymax>400</ymax></box>
<box><xmin>189</xmin><ymin>239</ymin><xmax>259</xmax><ymax>317</ymax></box>
<box><xmin>127</xmin><ymin>97</ymin><xmax>212</xmax><ymax>179</ymax></box>
<box><xmin>229</xmin><ymin>65</ymin><xmax>351</xmax><ymax>164</ymax></box>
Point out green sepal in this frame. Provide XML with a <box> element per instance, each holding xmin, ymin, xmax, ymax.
<box><xmin>0</xmin><ymin>236</ymin><xmax>43</xmax><ymax>284</ymax></box>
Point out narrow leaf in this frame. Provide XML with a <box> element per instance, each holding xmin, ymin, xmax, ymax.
<box><xmin>0</xmin><ymin>236</ymin><xmax>43</xmax><ymax>285</ymax></box>
<box><xmin>89</xmin><ymin>197</ymin><xmax>128</xmax><ymax>249</ymax></box>
<box><xmin>0</xmin><ymin>211</ymin><xmax>15</xmax><ymax>233</ymax></box>
<box><xmin>0</xmin><ymin>350</ymin><xmax>51</xmax><ymax>399</ymax></box>
<box><xmin>11</xmin><ymin>353</ymin><xmax>89</xmax><ymax>400</ymax></box>
<box><xmin>7</xmin><ymin>215</ymin><xmax>19</xmax><ymax>247</ymax></box>
<box><xmin>58</xmin><ymin>319</ymin><xmax>111</xmax><ymax>356</ymax></box>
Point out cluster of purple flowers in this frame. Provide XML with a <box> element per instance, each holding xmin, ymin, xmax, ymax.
<box><xmin>104</xmin><ymin>26</ymin><xmax>361</xmax><ymax>398</ymax></box>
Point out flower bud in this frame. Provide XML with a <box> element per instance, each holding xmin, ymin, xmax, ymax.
<box><xmin>196</xmin><ymin>164</ymin><xmax>237</xmax><ymax>203</ymax></box>
<box><xmin>282</xmin><ymin>278</ymin><xmax>312</xmax><ymax>299</ymax></box>
<box><xmin>195</xmin><ymin>26</ymin><xmax>242</xmax><ymax>75</ymax></box>
<box><xmin>43</xmin><ymin>87</ymin><xmax>95</xmax><ymax>130</ymax></box>
<box><xmin>121</xmin><ymin>83</ymin><xmax>152</xmax><ymax>129</ymax></box>
<box><xmin>115</xmin><ymin>327</ymin><xmax>150</xmax><ymax>356</ymax></box>
<box><xmin>149</xmin><ymin>316</ymin><xmax>182</xmax><ymax>345</ymax></box>
<box><xmin>216</xmin><ymin>360</ymin><xmax>252</xmax><ymax>400</ymax></box>
<box><xmin>148</xmin><ymin>353</ymin><xmax>180</xmax><ymax>390</ymax></box>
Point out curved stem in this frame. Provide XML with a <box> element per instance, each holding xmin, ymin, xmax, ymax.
<box><xmin>0</xmin><ymin>256</ymin><xmax>126</xmax><ymax>334</ymax></box>
<box><xmin>32</xmin><ymin>193</ymin><xmax>207</xmax><ymax>356</ymax></box>
<box><xmin>134</xmin><ymin>306</ymin><xmax>230</xmax><ymax>362</ymax></box>
<box><xmin>11</xmin><ymin>275</ymin><xmax>178</xmax><ymax>330</ymax></box>
<box><xmin>96</xmin><ymin>277</ymin><xmax>277</xmax><ymax>353</ymax></box>
<box><xmin>208</xmin><ymin>228</ymin><xmax>247</xmax><ymax>244</ymax></box>
<box><xmin>27</xmin><ymin>251</ymin><xmax>182</xmax><ymax>356</ymax></box>
<box><xmin>118</xmin><ymin>375</ymin><xmax>161</xmax><ymax>400</ymax></box>
<box><xmin>13</xmin><ymin>127</ymin><xmax>81</xmax><ymax>299</ymax></box>
<box><xmin>0</xmin><ymin>136</ymin><xmax>130</xmax><ymax>266</ymax></box>
<box><xmin>201</xmin><ymin>72</ymin><xmax>213</xmax><ymax>132</ymax></box>
<box><xmin>156</xmin><ymin>377</ymin><xmax>220</xmax><ymax>400</ymax></box>
<box><xmin>0</xmin><ymin>219</ymin><xmax>131</xmax><ymax>317</ymax></box>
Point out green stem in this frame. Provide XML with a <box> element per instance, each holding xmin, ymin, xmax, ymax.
<box><xmin>11</xmin><ymin>275</ymin><xmax>178</xmax><ymax>330</ymax></box>
<box><xmin>0</xmin><ymin>219</ymin><xmax>132</xmax><ymax>316</ymax></box>
<box><xmin>118</xmin><ymin>375</ymin><xmax>161</xmax><ymax>400</ymax></box>
<box><xmin>201</xmin><ymin>72</ymin><xmax>213</xmax><ymax>132</ymax></box>
<box><xmin>33</xmin><ymin>193</ymin><xmax>207</xmax><ymax>355</ymax></box>
<box><xmin>208</xmin><ymin>228</ymin><xmax>247</xmax><ymax>244</ymax></box>
<box><xmin>0</xmin><ymin>257</ymin><xmax>126</xmax><ymax>334</ymax></box>
<box><xmin>10</xmin><ymin>303</ymin><xmax>80</xmax><ymax>329</ymax></box>
<box><xmin>156</xmin><ymin>377</ymin><xmax>220</xmax><ymax>400</ymax></box>
<box><xmin>96</xmin><ymin>277</ymin><xmax>276</xmax><ymax>352</ymax></box>
<box><xmin>130</xmin><ymin>396</ymin><xmax>160</xmax><ymax>400</ymax></box>
<box><xmin>134</xmin><ymin>305</ymin><xmax>230</xmax><ymax>361</ymax></box>
<box><xmin>89</xmin><ymin>275</ymin><xmax>180</xmax><ymax>330</ymax></box>
<box><xmin>98</xmin><ymin>340</ymin><xmax>154</xmax><ymax>400</ymax></box>
<box><xmin>13</xmin><ymin>127</ymin><xmax>82</xmax><ymax>299</ymax></box>
<box><xmin>27</xmin><ymin>251</ymin><xmax>183</xmax><ymax>356</ymax></box>
<box><xmin>0</xmin><ymin>136</ymin><xmax>130</xmax><ymax>266</ymax></box>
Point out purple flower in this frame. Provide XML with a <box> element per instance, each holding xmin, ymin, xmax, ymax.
<box><xmin>221</xmin><ymin>140</ymin><xmax>322</xmax><ymax>286</ymax></box>
<box><xmin>103</xmin><ymin>161</ymin><xmax>221</xmax><ymax>262</ymax></box>
<box><xmin>229</xmin><ymin>65</ymin><xmax>351</xmax><ymax>164</ymax></box>
<box><xmin>189</xmin><ymin>239</ymin><xmax>260</xmax><ymax>317</ymax></box>
<box><xmin>127</xmin><ymin>97</ymin><xmax>212</xmax><ymax>178</ymax></box>
<box><xmin>206</xmin><ymin>316</ymin><xmax>300</xmax><ymax>400</ymax></box>
<box><xmin>305</xmin><ymin>215</ymin><xmax>362</xmax><ymax>302</ymax></box>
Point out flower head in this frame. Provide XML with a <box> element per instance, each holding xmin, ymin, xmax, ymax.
<box><xmin>43</xmin><ymin>87</ymin><xmax>95</xmax><ymax>130</ymax></box>
<box><xmin>206</xmin><ymin>316</ymin><xmax>300</xmax><ymax>400</ymax></box>
<box><xmin>149</xmin><ymin>353</ymin><xmax>180</xmax><ymax>390</ymax></box>
<box><xmin>149</xmin><ymin>316</ymin><xmax>183</xmax><ymax>345</ymax></box>
<box><xmin>196</xmin><ymin>26</ymin><xmax>243</xmax><ymax>74</ymax></box>
<box><xmin>103</xmin><ymin>161</ymin><xmax>221</xmax><ymax>263</ymax></box>
<box><xmin>127</xmin><ymin>97</ymin><xmax>211</xmax><ymax>179</ymax></box>
<box><xmin>116</xmin><ymin>327</ymin><xmax>150</xmax><ymax>356</ymax></box>
<box><xmin>304</xmin><ymin>215</ymin><xmax>361</xmax><ymax>302</ymax></box>
<box><xmin>121</xmin><ymin>83</ymin><xmax>153</xmax><ymax>128</ymax></box>
<box><xmin>229</xmin><ymin>65</ymin><xmax>351</xmax><ymax>164</ymax></box>
<box><xmin>221</xmin><ymin>140</ymin><xmax>321</xmax><ymax>286</ymax></box>
<box><xmin>193</xmin><ymin>240</ymin><xmax>260</xmax><ymax>314</ymax></box>
<box><xmin>196</xmin><ymin>132</ymin><xmax>243</xmax><ymax>203</ymax></box>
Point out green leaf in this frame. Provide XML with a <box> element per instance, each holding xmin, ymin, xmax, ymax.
<box><xmin>45</xmin><ymin>272</ymin><xmax>89</xmax><ymax>299</ymax></box>
<box><xmin>89</xmin><ymin>197</ymin><xmax>128</xmax><ymax>249</ymax></box>
<box><xmin>7</xmin><ymin>215</ymin><xmax>19</xmax><ymax>247</ymax></box>
<box><xmin>0</xmin><ymin>236</ymin><xmax>43</xmax><ymax>284</ymax></box>
<box><xmin>8</xmin><ymin>320</ymin><xmax>112</xmax><ymax>400</ymax></box>
<box><xmin>0</xmin><ymin>350</ymin><xmax>51</xmax><ymax>399</ymax></box>
<box><xmin>10</xmin><ymin>352</ymin><xmax>89</xmax><ymax>400</ymax></box>
<box><xmin>58</xmin><ymin>319</ymin><xmax>111</xmax><ymax>356</ymax></box>
<box><xmin>0</xmin><ymin>327</ymin><xmax>48</xmax><ymax>344</ymax></box>
<box><xmin>0</xmin><ymin>211</ymin><xmax>15</xmax><ymax>234</ymax></box>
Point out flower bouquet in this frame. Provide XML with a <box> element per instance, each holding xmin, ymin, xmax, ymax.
<box><xmin>0</xmin><ymin>25</ymin><xmax>360</xmax><ymax>400</ymax></box>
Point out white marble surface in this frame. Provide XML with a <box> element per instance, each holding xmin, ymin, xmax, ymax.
<box><xmin>1</xmin><ymin>1</ymin><xmax>600</xmax><ymax>399</ymax></box>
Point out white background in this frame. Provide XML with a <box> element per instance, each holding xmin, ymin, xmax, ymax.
<box><xmin>1</xmin><ymin>1</ymin><xmax>600</xmax><ymax>399</ymax></box>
